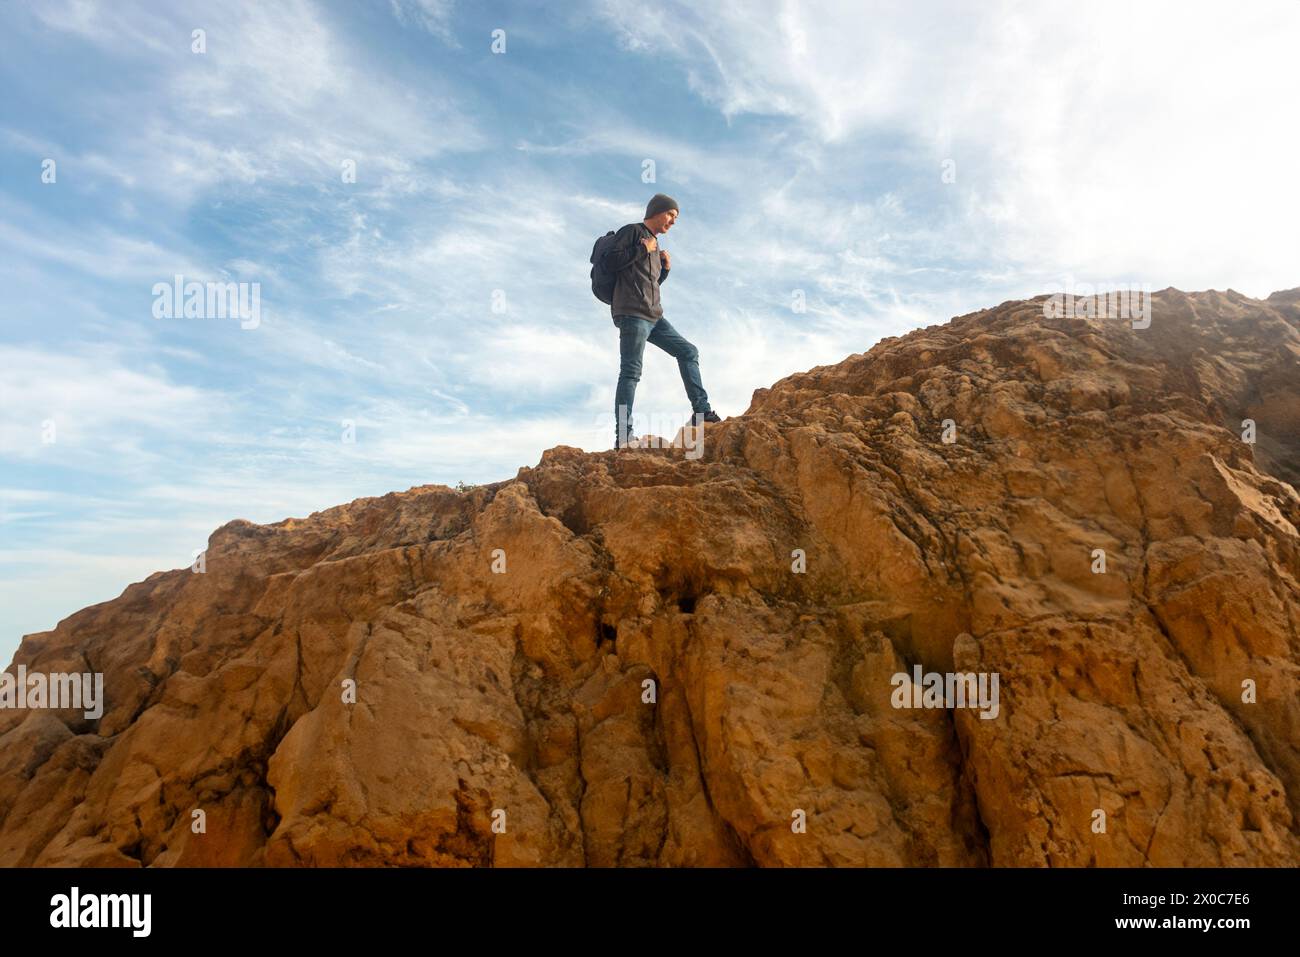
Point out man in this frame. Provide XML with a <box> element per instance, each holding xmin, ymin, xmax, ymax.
<box><xmin>602</xmin><ymin>193</ymin><xmax>721</xmax><ymax>448</ymax></box>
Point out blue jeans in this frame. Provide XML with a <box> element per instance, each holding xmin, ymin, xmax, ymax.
<box><xmin>614</xmin><ymin>315</ymin><xmax>710</xmax><ymax>441</ymax></box>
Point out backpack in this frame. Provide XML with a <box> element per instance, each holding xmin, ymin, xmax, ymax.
<box><xmin>589</xmin><ymin>230</ymin><xmax>621</xmax><ymax>305</ymax></box>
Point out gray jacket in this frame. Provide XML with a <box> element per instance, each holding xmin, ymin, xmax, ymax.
<box><xmin>603</xmin><ymin>221</ymin><xmax>669</xmax><ymax>324</ymax></box>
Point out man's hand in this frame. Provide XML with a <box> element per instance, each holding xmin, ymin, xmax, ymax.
<box><xmin>642</xmin><ymin>235</ymin><xmax>658</xmax><ymax>253</ymax></box>
<box><xmin>659</xmin><ymin>250</ymin><xmax>671</xmax><ymax>270</ymax></box>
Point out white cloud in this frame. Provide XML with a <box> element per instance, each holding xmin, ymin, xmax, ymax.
<box><xmin>30</xmin><ymin>0</ymin><xmax>172</xmax><ymax>54</ymax></box>
<box><xmin>593</xmin><ymin>0</ymin><xmax>1300</xmax><ymax>297</ymax></box>
<box><xmin>28</xmin><ymin>0</ymin><xmax>484</xmax><ymax>205</ymax></box>
<box><xmin>389</xmin><ymin>0</ymin><xmax>459</xmax><ymax>45</ymax></box>
<box><xmin>0</xmin><ymin>208</ymin><xmax>208</xmax><ymax>283</ymax></box>
<box><xmin>0</xmin><ymin>344</ymin><xmax>214</xmax><ymax>459</ymax></box>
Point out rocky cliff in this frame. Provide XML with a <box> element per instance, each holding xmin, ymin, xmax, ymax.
<box><xmin>3</xmin><ymin>287</ymin><xmax>1299</xmax><ymax>867</ymax></box>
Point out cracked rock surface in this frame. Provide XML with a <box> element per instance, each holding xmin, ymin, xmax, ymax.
<box><xmin>2</xmin><ymin>286</ymin><xmax>1298</xmax><ymax>866</ymax></box>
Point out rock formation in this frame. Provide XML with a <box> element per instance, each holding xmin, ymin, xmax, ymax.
<box><xmin>2</xmin><ymin>286</ymin><xmax>1298</xmax><ymax>866</ymax></box>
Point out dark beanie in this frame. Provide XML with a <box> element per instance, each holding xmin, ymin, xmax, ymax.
<box><xmin>645</xmin><ymin>193</ymin><xmax>679</xmax><ymax>218</ymax></box>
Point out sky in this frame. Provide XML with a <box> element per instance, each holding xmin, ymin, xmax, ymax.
<box><xmin>2</xmin><ymin>0</ymin><xmax>1298</xmax><ymax>660</ymax></box>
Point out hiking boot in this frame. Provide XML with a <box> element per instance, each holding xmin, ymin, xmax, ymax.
<box><xmin>688</xmin><ymin>409</ymin><xmax>722</xmax><ymax>427</ymax></box>
<box><xmin>615</xmin><ymin>432</ymin><xmax>639</xmax><ymax>450</ymax></box>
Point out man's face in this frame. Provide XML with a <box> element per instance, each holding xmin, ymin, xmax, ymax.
<box><xmin>647</xmin><ymin>208</ymin><xmax>678</xmax><ymax>235</ymax></box>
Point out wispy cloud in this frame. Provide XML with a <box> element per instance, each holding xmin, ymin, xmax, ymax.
<box><xmin>0</xmin><ymin>344</ymin><xmax>214</xmax><ymax>459</ymax></box>
<box><xmin>390</xmin><ymin>0</ymin><xmax>460</xmax><ymax>45</ymax></box>
<box><xmin>25</xmin><ymin>0</ymin><xmax>483</xmax><ymax>206</ymax></box>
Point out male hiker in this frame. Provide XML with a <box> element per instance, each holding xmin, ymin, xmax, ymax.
<box><xmin>601</xmin><ymin>193</ymin><xmax>721</xmax><ymax>448</ymax></box>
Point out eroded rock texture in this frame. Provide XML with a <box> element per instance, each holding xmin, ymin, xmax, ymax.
<box><xmin>3</xmin><ymin>287</ymin><xmax>1298</xmax><ymax>866</ymax></box>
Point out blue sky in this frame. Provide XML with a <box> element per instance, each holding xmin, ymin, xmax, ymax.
<box><xmin>2</xmin><ymin>0</ymin><xmax>1298</xmax><ymax>659</ymax></box>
